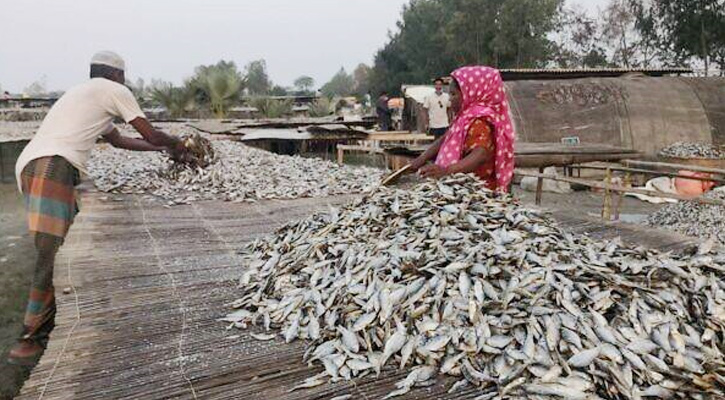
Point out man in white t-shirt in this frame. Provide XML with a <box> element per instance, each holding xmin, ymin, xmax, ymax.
<box><xmin>9</xmin><ymin>51</ymin><xmax>188</xmax><ymax>363</ymax></box>
<box><xmin>422</xmin><ymin>78</ymin><xmax>451</xmax><ymax>139</ymax></box>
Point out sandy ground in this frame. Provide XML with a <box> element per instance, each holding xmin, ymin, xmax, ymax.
<box><xmin>0</xmin><ymin>183</ymin><xmax>36</xmax><ymax>399</ymax></box>
<box><xmin>513</xmin><ymin>186</ymin><xmax>662</xmax><ymax>222</ymax></box>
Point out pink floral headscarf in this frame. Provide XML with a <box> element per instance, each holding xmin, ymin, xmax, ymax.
<box><xmin>435</xmin><ymin>66</ymin><xmax>516</xmax><ymax>192</ymax></box>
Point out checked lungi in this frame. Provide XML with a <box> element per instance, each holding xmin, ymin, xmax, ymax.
<box><xmin>19</xmin><ymin>155</ymin><xmax>80</xmax><ymax>341</ymax></box>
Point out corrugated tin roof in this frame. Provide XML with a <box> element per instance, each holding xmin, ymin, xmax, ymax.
<box><xmin>437</xmin><ymin>67</ymin><xmax>693</xmax><ymax>82</ymax></box>
<box><xmin>499</xmin><ymin>67</ymin><xmax>692</xmax><ymax>74</ymax></box>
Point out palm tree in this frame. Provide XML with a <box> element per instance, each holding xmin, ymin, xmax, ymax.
<box><xmin>187</xmin><ymin>61</ymin><xmax>245</xmax><ymax>119</ymax></box>
<box><xmin>150</xmin><ymin>83</ymin><xmax>196</xmax><ymax>119</ymax></box>
<box><xmin>204</xmin><ymin>68</ymin><xmax>243</xmax><ymax>118</ymax></box>
<box><xmin>250</xmin><ymin>97</ymin><xmax>293</xmax><ymax>118</ymax></box>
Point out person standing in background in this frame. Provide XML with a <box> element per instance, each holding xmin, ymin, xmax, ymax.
<box><xmin>376</xmin><ymin>91</ymin><xmax>392</xmax><ymax>131</ymax></box>
<box><xmin>422</xmin><ymin>78</ymin><xmax>451</xmax><ymax>139</ymax></box>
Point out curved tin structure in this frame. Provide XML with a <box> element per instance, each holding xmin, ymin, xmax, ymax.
<box><xmin>505</xmin><ymin>75</ymin><xmax>724</xmax><ymax>156</ymax></box>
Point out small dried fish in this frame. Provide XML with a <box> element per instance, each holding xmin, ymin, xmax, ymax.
<box><xmin>225</xmin><ymin>174</ymin><xmax>725</xmax><ymax>399</ymax></box>
<box><xmin>88</xmin><ymin>126</ymin><xmax>385</xmax><ymax>205</ymax></box>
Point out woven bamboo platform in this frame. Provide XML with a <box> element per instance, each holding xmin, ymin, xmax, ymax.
<box><xmin>16</xmin><ymin>189</ymin><xmax>702</xmax><ymax>400</ymax></box>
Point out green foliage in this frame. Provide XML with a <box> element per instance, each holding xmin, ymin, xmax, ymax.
<box><xmin>353</xmin><ymin>64</ymin><xmax>372</xmax><ymax>97</ymax></box>
<box><xmin>245</xmin><ymin>60</ymin><xmax>272</xmax><ymax>95</ymax></box>
<box><xmin>187</xmin><ymin>61</ymin><xmax>244</xmax><ymax>118</ymax></box>
<box><xmin>601</xmin><ymin>0</ymin><xmax>639</xmax><ymax>68</ymax></box>
<box><xmin>294</xmin><ymin>76</ymin><xmax>315</xmax><ymax>94</ymax></box>
<box><xmin>308</xmin><ymin>97</ymin><xmax>333</xmax><ymax>117</ymax></box>
<box><xmin>369</xmin><ymin>0</ymin><xmax>564</xmax><ymax>95</ymax></box>
<box><xmin>150</xmin><ymin>82</ymin><xmax>197</xmax><ymax>118</ymax></box>
<box><xmin>321</xmin><ymin>68</ymin><xmax>356</xmax><ymax>98</ymax></box>
<box><xmin>127</xmin><ymin>78</ymin><xmax>153</xmax><ymax>108</ymax></box>
<box><xmin>630</xmin><ymin>0</ymin><xmax>725</xmax><ymax>74</ymax></box>
<box><xmin>553</xmin><ymin>6</ymin><xmax>612</xmax><ymax>68</ymax></box>
<box><xmin>270</xmin><ymin>85</ymin><xmax>290</xmax><ymax>96</ymax></box>
<box><xmin>250</xmin><ymin>97</ymin><xmax>293</xmax><ymax>118</ymax></box>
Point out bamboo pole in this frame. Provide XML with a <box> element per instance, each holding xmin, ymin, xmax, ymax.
<box><xmin>602</xmin><ymin>168</ymin><xmax>612</xmax><ymax>220</ymax></box>
<box><xmin>622</xmin><ymin>159</ymin><xmax>725</xmax><ymax>175</ymax></box>
<box><xmin>535</xmin><ymin>167</ymin><xmax>545</xmax><ymax>206</ymax></box>
<box><xmin>515</xmin><ymin>170</ymin><xmax>725</xmax><ymax>206</ymax></box>
<box><xmin>573</xmin><ymin>163</ymin><xmax>725</xmax><ymax>184</ymax></box>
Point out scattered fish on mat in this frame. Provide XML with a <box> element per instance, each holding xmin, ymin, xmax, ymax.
<box><xmin>88</xmin><ymin>130</ymin><xmax>384</xmax><ymax>205</ymax></box>
<box><xmin>647</xmin><ymin>188</ymin><xmax>725</xmax><ymax>245</ymax></box>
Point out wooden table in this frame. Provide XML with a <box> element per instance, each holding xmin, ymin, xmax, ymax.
<box><xmin>336</xmin><ymin>132</ymin><xmax>434</xmax><ymax>165</ymax></box>
<box><xmin>383</xmin><ymin>143</ymin><xmax>640</xmax><ymax>169</ymax></box>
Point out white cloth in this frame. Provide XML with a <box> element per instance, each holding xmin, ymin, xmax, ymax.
<box><xmin>91</xmin><ymin>50</ymin><xmax>125</xmax><ymax>71</ymax></box>
<box><xmin>423</xmin><ymin>92</ymin><xmax>450</xmax><ymax>129</ymax></box>
<box><xmin>15</xmin><ymin>78</ymin><xmax>145</xmax><ymax>191</ymax></box>
<box><xmin>625</xmin><ymin>177</ymin><xmax>679</xmax><ymax>204</ymax></box>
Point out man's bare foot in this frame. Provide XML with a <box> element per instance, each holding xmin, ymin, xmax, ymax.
<box><xmin>7</xmin><ymin>340</ymin><xmax>43</xmax><ymax>366</ymax></box>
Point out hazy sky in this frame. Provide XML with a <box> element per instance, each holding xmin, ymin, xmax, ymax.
<box><xmin>0</xmin><ymin>0</ymin><xmax>607</xmax><ymax>93</ymax></box>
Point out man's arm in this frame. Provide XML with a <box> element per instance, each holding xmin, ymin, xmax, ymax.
<box><xmin>129</xmin><ymin>117</ymin><xmax>181</xmax><ymax>148</ymax></box>
<box><xmin>103</xmin><ymin>128</ymin><xmax>166</xmax><ymax>152</ymax></box>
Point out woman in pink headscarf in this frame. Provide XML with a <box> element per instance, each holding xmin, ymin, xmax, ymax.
<box><xmin>409</xmin><ymin>66</ymin><xmax>515</xmax><ymax>192</ymax></box>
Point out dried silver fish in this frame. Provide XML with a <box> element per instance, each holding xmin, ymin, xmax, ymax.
<box><xmin>226</xmin><ymin>174</ymin><xmax>724</xmax><ymax>399</ymax></box>
<box><xmin>88</xmin><ymin>128</ymin><xmax>384</xmax><ymax>205</ymax></box>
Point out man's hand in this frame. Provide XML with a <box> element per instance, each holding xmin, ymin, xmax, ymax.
<box><xmin>129</xmin><ymin>117</ymin><xmax>181</xmax><ymax>148</ymax></box>
<box><xmin>419</xmin><ymin>164</ymin><xmax>449</xmax><ymax>179</ymax></box>
<box><xmin>104</xmin><ymin>128</ymin><xmax>166</xmax><ymax>152</ymax></box>
<box><xmin>166</xmin><ymin>142</ymin><xmax>192</xmax><ymax>163</ymax></box>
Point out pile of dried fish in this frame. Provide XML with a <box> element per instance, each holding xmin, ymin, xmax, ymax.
<box><xmin>226</xmin><ymin>174</ymin><xmax>724</xmax><ymax>399</ymax></box>
<box><xmin>87</xmin><ymin>140</ymin><xmax>384</xmax><ymax>204</ymax></box>
<box><xmin>659</xmin><ymin>142</ymin><xmax>725</xmax><ymax>160</ymax></box>
<box><xmin>176</xmin><ymin>132</ymin><xmax>216</xmax><ymax>169</ymax></box>
<box><xmin>647</xmin><ymin>188</ymin><xmax>725</xmax><ymax>245</ymax></box>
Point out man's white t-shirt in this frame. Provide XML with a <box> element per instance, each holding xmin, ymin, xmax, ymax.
<box><xmin>15</xmin><ymin>78</ymin><xmax>146</xmax><ymax>191</ymax></box>
<box><xmin>423</xmin><ymin>91</ymin><xmax>451</xmax><ymax>129</ymax></box>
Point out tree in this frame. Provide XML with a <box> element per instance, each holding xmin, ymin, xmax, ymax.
<box><xmin>187</xmin><ymin>61</ymin><xmax>244</xmax><ymax>118</ymax></box>
<box><xmin>270</xmin><ymin>85</ymin><xmax>289</xmax><ymax>96</ymax></box>
<box><xmin>353</xmin><ymin>64</ymin><xmax>372</xmax><ymax>97</ymax></box>
<box><xmin>245</xmin><ymin>59</ymin><xmax>272</xmax><ymax>95</ymax></box>
<box><xmin>150</xmin><ymin>81</ymin><xmax>197</xmax><ymax>118</ymax></box>
<box><xmin>128</xmin><ymin>78</ymin><xmax>152</xmax><ymax>107</ymax></box>
<box><xmin>601</xmin><ymin>0</ymin><xmax>639</xmax><ymax>67</ymax></box>
<box><xmin>492</xmin><ymin>0</ymin><xmax>564</xmax><ymax>67</ymax></box>
<box><xmin>24</xmin><ymin>76</ymin><xmax>48</xmax><ymax>97</ymax></box>
<box><xmin>631</xmin><ymin>0</ymin><xmax>725</xmax><ymax>75</ymax></box>
<box><xmin>369</xmin><ymin>0</ymin><xmax>565</xmax><ymax>95</ymax></box>
<box><xmin>293</xmin><ymin>76</ymin><xmax>315</xmax><ymax>94</ymax></box>
<box><xmin>308</xmin><ymin>98</ymin><xmax>333</xmax><ymax>117</ymax></box>
<box><xmin>320</xmin><ymin>68</ymin><xmax>355</xmax><ymax>98</ymax></box>
<box><xmin>250</xmin><ymin>97</ymin><xmax>293</xmax><ymax>118</ymax></box>
<box><xmin>553</xmin><ymin>6</ymin><xmax>611</xmax><ymax>68</ymax></box>
<box><xmin>204</xmin><ymin>67</ymin><xmax>244</xmax><ymax>118</ymax></box>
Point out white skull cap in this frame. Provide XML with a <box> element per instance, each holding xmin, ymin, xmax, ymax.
<box><xmin>90</xmin><ymin>51</ymin><xmax>125</xmax><ymax>71</ymax></box>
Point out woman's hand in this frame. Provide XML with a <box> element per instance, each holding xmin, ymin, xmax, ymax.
<box><xmin>419</xmin><ymin>164</ymin><xmax>449</xmax><ymax>179</ymax></box>
<box><xmin>408</xmin><ymin>156</ymin><xmax>427</xmax><ymax>172</ymax></box>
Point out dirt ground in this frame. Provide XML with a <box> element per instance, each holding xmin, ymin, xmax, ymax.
<box><xmin>513</xmin><ymin>186</ymin><xmax>663</xmax><ymax>222</ymax></box>
<box><xmin>0</xmin><ymin>183</ymin><xmax>36</xmax><ymax>399</ymax></box>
